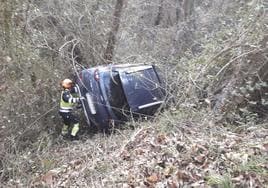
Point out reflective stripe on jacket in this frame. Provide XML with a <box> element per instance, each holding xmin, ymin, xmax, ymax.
<box><xmin>59</xmin><ymin>88</ymin><xmax>79</xmax><ymax>112</ymax></box>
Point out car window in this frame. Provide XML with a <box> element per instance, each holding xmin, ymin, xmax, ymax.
<box><xmin>103</xmin><ymin>72</ymin><xmax>130</xmax><ymax>120</ymax></box>
<box><xmin>81</xmin><ymin>71</ymin><xmax>91</xmax><ymax>94</ymax></box>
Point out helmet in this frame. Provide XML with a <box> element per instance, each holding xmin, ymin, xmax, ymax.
<box><xmin>62</xmin><ymin>79</ymin><xmax>73</xmax><ymax>89</ymax></box>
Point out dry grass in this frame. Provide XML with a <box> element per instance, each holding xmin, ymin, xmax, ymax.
<box><xmin>2</xmin><ymin>109</ymin><xmax>267</xmax><ymax>187</ymax></box>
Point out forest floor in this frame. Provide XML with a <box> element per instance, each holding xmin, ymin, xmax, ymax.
<box><xmin>21</xmin><ymin>111</ymin><xmax>268</xmax><ymax>187</ymax></box>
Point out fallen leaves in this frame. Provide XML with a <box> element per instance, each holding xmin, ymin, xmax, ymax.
<box><xmin>176</xmin><ymin>170</ymin><xmax>190</xmax><ymax>182</ymax></box>
<box><xmin>146</xmin><ymin>174</ymin><xmax>159</xmax><ymax>183</ymax></box>
<box><xmin>40</xmin><ymin>171</ymin><xmax>56</xmax><ymax>186</ymax></box>
<box><xmin>25</xmin><ymin>121</ymin><xmax>268</xmax><ymax>187</ymax></box>
<box><xmin>263</xmin><ymin>143</ymin><xmax>268</xmax><ymax>152</ymax></box>
<box><xmin>32</xmin><ymin>159</ymin><xmax>84</xmax><ymax>187</ymax></box>
<box><xmin>32</xmin><ymin>169</ymin><xmax>59</xmax><ymax>187</ymax></box>
<box><xmin>163</xmin><ymin>166</ymin><xmax>174</xmax><ymax>177</ymax></box>
<box><xmin>156</xmin><ymin>133</ymin><xmax>167</xmax><ymax>144</ymax></box>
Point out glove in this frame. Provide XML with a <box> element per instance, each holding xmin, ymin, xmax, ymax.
<box><xmin>76</xmin><ymin>103</ymin><xmax>82</xmax><ymax>109</ymax></box>
<box><xmin>79</xmin><ymin>97</ymin><xmax>85</xmax><ymax>102</ymax></box>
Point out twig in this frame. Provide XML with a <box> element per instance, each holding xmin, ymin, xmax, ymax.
<box><xmin>59</xmin><ymin>39</ymin><xmax>76</xmax><ymax>54</ymax></box>
<box><xmin>189</xmin><ymin>74</ymin><xmax>201</xmax><ymax>90</ymax></box>
<box><xmin>194</xmin><ymin>45</ymin><xmax>235</xmax><ymax>80</ymax></box>
<box><xmin>215</xmin><ymin>49</ymin><xmax>259</xmax><ymax>77</ymax></box>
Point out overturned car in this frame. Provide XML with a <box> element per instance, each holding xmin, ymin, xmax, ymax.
<box><xmin>76</xmin><ymin>64</ymin><xmax>166</xmax><ymax>130</ymax></box>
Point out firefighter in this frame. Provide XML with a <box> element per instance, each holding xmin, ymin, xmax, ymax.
<box><xmin>59</xmin><ymin>78</ymin><xmax>84</xmax><ymax>140</ymax></box>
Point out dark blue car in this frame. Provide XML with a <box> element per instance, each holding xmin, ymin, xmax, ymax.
<box><xmin>76</xmin><ymin>64</ymin><xmax>166</xmax><ymax>130</ymax></box>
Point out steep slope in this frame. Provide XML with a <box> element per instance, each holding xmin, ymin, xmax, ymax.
<box><xmin>12</xmin><ymin>112</ymin><xmax>267</xmax><ymax>187</ymax></box>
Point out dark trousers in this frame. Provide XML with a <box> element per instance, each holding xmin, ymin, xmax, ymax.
<box><xmin>59</xmin><ymin>111</ymin><xmax>80</xmax><ymax>137</ymax></box>
<box><xmin>59</xmin><ymin>112</ymin><xmax>79</xmax><ymax>125</ymax></box>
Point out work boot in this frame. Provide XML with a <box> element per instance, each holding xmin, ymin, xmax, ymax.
<box><xmin>61</xmin><ymin>124</ymin><xmax>69</xmax><ymax>136</ymax></box>
<box><xmin>62</xmin><ymin>134</ymin><xmax>71</xmax><ymax>140</ymax></box>
<box><xmin>70</xmin><ymin>135</ymin><xmax>79</xmax><ymax>141</ymax></box>
<box><xmin>71</xmin><ymin>123</ymin><xmax>79</xmax><ymax>137</ymax></box>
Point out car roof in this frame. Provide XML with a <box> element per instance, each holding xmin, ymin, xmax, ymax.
<box><xmin>84</xmin><ymin>64</ymin><xmax>153</xmax><ymax>73</ymax></box>
<box><xmin>112</xmin><ymin>64</ymin><xmax>152</xmax><ymax>73</ymax></box>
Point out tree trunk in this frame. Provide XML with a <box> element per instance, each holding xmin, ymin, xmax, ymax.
<box><xmin>104</xmin><ymin>0</ymin><xmax>125</xmax><ymax>63</ymax></box>
<box><xmin>182</xmin><ymin>0</ymin><xmax>194</xmax><ymax>21</ymax></box>
<box><xmin>176</xmin><ymin>0</ymin><xmax>183</xmax><ymax>23</ymax></box>
<box><xmin>1</xmin><ymin>0</ymin><xmax>13</xmax><ymax>51</ymax></box>
<box><xmin>154</xmin><ymin>0</ymin><xmax>164</xmax><ymax>26</ymax></box>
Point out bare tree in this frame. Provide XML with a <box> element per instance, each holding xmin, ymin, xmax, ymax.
<box><xmin>182</xmin><ymin>0</ymin><xmax>195</xmax><ymax>21</ymax></box>
<box><xmin>1</xmin><ymin>0</ymin><xmax>13</xmax><ymax>52</ymax></box>
<box><xmin>104</xmin><ymin>0</ymin><xmax>125</xmax><ymax>63</ymax></box>
<box><xmin>154</xmin><ymin>0</ymin><xmax>164</xmax><ymax>26</ymax></box>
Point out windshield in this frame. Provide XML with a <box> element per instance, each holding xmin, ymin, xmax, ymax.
<box><xmin>103</xmin><ymin>72</ymin><xmax>130</xmax><ymax>120</ymax></box>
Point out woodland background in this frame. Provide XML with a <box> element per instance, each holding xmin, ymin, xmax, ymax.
<box><xmin>0</xmin><ymin>0</ymin><xmax>267</xmax><ymax>187</ymax></box>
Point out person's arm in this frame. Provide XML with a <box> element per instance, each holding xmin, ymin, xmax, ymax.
<box><xmin>62</xmin><ymin>90</ymin><xmax>80</xmax><ymax>103</ymax></box>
